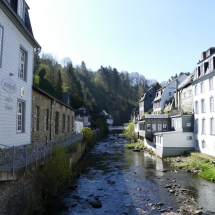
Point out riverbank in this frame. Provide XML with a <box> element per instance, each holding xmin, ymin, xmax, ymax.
<box><xmin>164</xmin><ymin>152</ymin><xmax>215</xmax><ymax>182</ymax></box>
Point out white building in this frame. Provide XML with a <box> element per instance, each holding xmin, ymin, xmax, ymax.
<box><xmin>192</xmin><ymin>48</ymin><xmax>215</xmax><ymax>156</ymax></box>
<box><xmin>153</xmin><ymin>74</ymin><xmax>187</xmax><ymax>114</ymax></box>
<box><xmin>74</xmin><ymin>120</ymin><xmax>84</xmax><ymax>134</ymax></box>
<box><xmin>0</xmin><ymin>0</ymin><xmax>40</xmax><ymax>146</ymax></box>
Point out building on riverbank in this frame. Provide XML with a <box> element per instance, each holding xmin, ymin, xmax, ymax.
<box><xmin>32</xmin><ymin>86</ymin><xmax>75</xmax><ymax>143</ymax></box>
<box><xmin>0</xmin><ymin>0</ymin><xmax>40</xmax><ymax>147</ymax></box>
<box><xmin>192</xmin><ymin>48</ymin><xmax>215</xmax><ymax>156</ymax></box>
<box><xmin>153</xmin><ymin>74</ymin><xmax>187</xmax><ymax>114</ymax></box>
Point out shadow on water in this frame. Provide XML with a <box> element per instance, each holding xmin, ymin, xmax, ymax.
<box><xmin>46</xmin><ymin>135</ymin><xmax>215</xmax><ymax>215</ymax></box>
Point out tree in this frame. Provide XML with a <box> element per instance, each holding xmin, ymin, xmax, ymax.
<box><xmin>123</xmin><ymin>122</ymin><xmax>137</xmax><ymax>143</ymax></box>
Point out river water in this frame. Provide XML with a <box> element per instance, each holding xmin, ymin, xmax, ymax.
<box><xmin>47</xmin><ymin>135</ymin><xmax>215</xmax><ymax>215</ymax></box>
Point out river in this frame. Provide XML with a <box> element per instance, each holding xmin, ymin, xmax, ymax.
<box><xmin>46</xmin><ymin>135</ymin><xmax>215</xmax><ymax>215</ymax></box>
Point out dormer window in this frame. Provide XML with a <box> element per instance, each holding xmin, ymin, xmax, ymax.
<box><xmin>17</xmin><ymin>0</ymin><xmax>24</xmax><ymax>19</ymax></box>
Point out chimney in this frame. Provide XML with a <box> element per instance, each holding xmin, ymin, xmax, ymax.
<box><xmin>201</xmin><ymin>52</ymin><xmax>206</xmax><ymax>61</ymax></box>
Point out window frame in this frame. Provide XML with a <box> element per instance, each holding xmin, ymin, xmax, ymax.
<box><xmin>201</xmin><ymin>99</ymin><xmax>205</xmax><ymax>113</ymax></box>
<box><xmin>209</xmin><ymin>77</ymin><xmax>214</xmax><ymax>90</ymax></box>
<box><xmin>200</xmin><ymin>82</ymin><xmax>205</xmax><ymax>93</ymax></box>
<box><xmin>44</xmin><ymin>109</ymin><xmax>49</xmax><ymax>130</ymax></box>
<box><xmin>55</xmin><ymin>112</ymin><xmax>59</xmax><ymax>134</ymax></box>
<box><xmin>210</xmin><ymin>96</ymin><xmax>214</xmax><ymax>112</ymax></box>
<box><xmin>18</xmin><ymin>47</ymin><xmax>28</xmax><ymax>81</ymax></box>
<box><xmin>17</xmin><ymin>100</ymin><xmax>25</xmax><ymax>133</ymax></box>
<box><xmin>62</xmin><ymin>114</ymin><xmax>65</xmax><ymax>133</ymax></box>
<box><xmin>211</xmin><ymin>118</ymin><xmax>215</xmax><ymax>135</ymax></box>
<box><xmin>202</xmin><ymin>118</ymin><xmax>206</xmax><ymax>134</ymax></box>
<box><xmin>17</xmin><ymin>0</ymin><xmax>24</xmax><ymax>19</ymax></box>
<box><xmin>195</xmin><ymin>85</ymin><xmax>198</xmax><ymax>95</ymax></box>
<box><xmin>0</xmin><ymin>25</ymin><xmax>3</xmax><ymax>68</ymax></box>
<box><xmin>68</xmin><ymin>115</ymin><xmax>70</xmax><ymax>132</ymax></box>
<box><xmin>195</xmin><ymin>101</ymin><xmax>199</xmax><ymax>114</ymax></box>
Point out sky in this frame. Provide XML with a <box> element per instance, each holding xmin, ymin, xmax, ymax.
<box><xmin>27</xmin><ymin>0</ymin><xmax>215</xmax><ymax>82</ymax></box>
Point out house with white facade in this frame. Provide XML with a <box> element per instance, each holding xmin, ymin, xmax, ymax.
<box><xmin>0</xmin><ymin>0</ymin><xmax>40</xmax><ymax>146</ymax></box>
<box><xmin>153</xmin><ymin>74</ymin><xmax>187</xmax><ymax>114</ymax></box>
<box><xmin>192</xmin><ymin>48</ymin><xmax>215</xmax><ymax>156</ymax></box>
<box><xmin>100</xmin><ymin>110</ymin><xmax>114</xmax><ymax>126</ymax></box>
<box><xmin>75</xmin><ymin>106</ymin><xmax>90</xmax><ymax>127</ymax></box>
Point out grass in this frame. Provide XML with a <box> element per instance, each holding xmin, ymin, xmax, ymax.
<box><xmin>124</xmin><ymin>142</ymin><xmax>144</xmax><ymax>150</ymax></box>
<box><xmin>169</xmin><ymin>153</ymin><xmax>215</xmax><ymax>182</ymax></box>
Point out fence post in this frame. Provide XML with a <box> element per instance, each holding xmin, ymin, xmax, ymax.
<box><xmin>25</xmin><ymin>145</ymin><xmax>27</xmax><ymax>171</ymax></box>
<box><xmin>11</xmin><ymin>146</ymin><xmax>15</xmax><ymax>177</ymax></box>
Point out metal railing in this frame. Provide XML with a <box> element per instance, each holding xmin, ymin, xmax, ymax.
<box><xmin>0</xmin><ymin>133</ymin><xmax>83</xmax><ymax>176</ymax></box>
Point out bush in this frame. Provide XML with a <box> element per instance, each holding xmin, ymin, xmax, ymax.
<box><xmin>81</xmin><ymin>127</ymin><xmax>93</xmax><ymax>143</ymax></box>
<box><xmin>42</xmin><ymin>144</ymin><xmax>72</xmax><ymax>196</ymax></box>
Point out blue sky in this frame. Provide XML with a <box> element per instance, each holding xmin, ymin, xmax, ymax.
<box><xmin>27</xmin><ymin>0</ymin><xmax>215</xmax><ymax>82</ymax></box>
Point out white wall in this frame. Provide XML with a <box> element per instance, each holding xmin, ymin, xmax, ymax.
<box><xmin>0</xmin><ymin>9</ymin><xmax>34</xmax><ymax>146</ymax></box>
<box><xmin>193</xmin><ymin>72</ymin><xmax>215</xmax><ymax>156</ymax></box>
<box><xmin>75</xmin><ymin>120</ymin><xmax>84</xmax><ymax>133</ymax></box>
<box><xmin>161</xmin><ymin>132</ymin><xmax>194</xmax><ymax>147</ymax></box>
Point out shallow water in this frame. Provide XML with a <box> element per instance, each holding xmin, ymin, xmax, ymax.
<box><xmin>47</xmin><ymin>135</ymin><xmax>215</xmax><ymax>215</ymax></box>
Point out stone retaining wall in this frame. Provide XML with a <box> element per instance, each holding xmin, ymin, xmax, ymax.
<box><xmin>0</xmin><ymin>139</ymin><xmax>89</xmax><ymax>215</ymax></box>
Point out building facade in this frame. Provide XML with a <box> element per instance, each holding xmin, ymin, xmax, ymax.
<box><xmin>153</xmin><ymin>74</ymin><xmax>187</xmax><ymax>114</ymax></box>
<box><xmin>139</xmin><ymin>83</ymin><xmax>161</xmax><ymax>119</ymax></box>
<box><xmin>0</xmin><ymin>0</ymin><xmax>40</xmax><ymax>146</ymax></box>
<box><xmin>193</xmin><ymin>48</ymin><xmax>215</xmax><ymax>156</ymax></box>
<box><xmin>32</xmin><ymin>87</ymin><xmax>75</xmax><ymax>144</ymax></box>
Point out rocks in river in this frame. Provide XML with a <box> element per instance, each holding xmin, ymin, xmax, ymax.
<box><xmin>168</xmin><ymin>189</ymin><xmax>175</xmax><ymax>194</ymax></box>
<box><xmin>107</xmin><ymin>179</ymin><xmax>115</xmax><ymax>184</ymax></box>
<box><xmin>194</xmin><ymin>210</ymin><xmax>202</xmax><ymax>214</ymax></box>
<box><xmin>162</xmin><ymin>169</ymin><xmax>168</xmax><ymax>172</ymax></box>
<box><xmin>88</xmin><ymin>200</ymin><xmax>102</xmax><ymax>208</ymax></box>
<box><xmin>165</xmin><ymin>184</ymin><xmax>172</xmax><ymax>188</ymax></box>
<box><xmin>186</xmin><ymin>169</ymin><xmax>192</xmax><ymax>173</ymax></box>
<box><xmin>156</xmin><ymin>202</ymin><xmax>164</xmax><ymax>206</ymax></box>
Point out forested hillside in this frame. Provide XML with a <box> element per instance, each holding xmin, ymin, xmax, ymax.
<box><xmin>33</xmin><ymin>54</ymin><xmax>153</xmax><ymax>125</ymax></box>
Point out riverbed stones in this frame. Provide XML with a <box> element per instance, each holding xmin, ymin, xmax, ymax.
<box><xmin>88</xmin><ymin>200</ymin><xmax>102</xmax><ymax>208</ymax></box>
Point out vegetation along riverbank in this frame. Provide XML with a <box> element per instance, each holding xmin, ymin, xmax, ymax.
<box><xmin>165</xmin><ymin>152</ymin><xmax>215</xmax><ymax>182</ymax></box>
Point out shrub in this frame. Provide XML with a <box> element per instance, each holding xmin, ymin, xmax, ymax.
<box><xmin>42</xmin><ymin>144</ymin><xmax>72</xmax><ymax>196</ymax></box>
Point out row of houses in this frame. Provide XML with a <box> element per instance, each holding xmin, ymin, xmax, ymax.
<box><xmin>133</xmin><ymin>48</ymin><xmax>215</xmax><ymax>157</ymax></box>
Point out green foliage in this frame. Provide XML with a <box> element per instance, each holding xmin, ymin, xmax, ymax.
<box><xmin>123</xmin><ymin>121</ymin><xmax>137</xmax><ymax>143</ymax></box>
<box><xmin>42</xmin><ymin>144</ymin><xmax>72</xmax><ymax>196</ymax></box>
<box><xmin>125</xmin><ymin>142</ymin><xmax>144</xmax><ymax>149</ymax></box>
<box><xmin>81</xmin><ymin>127</ymin><xmax>93</xmax><ymax>142</ymax></box>
<box><xmin>33</xmin><ymin>74</ymin><xmax>40</xmax><ymax>86</ymax></box>
<box><xmin>93</xmin><ymin>115</ymin><xmax>109</xmax><ymax>138</ymax></box>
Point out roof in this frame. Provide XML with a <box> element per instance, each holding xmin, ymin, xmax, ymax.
<box><xmin>33</xmin><ymin>86</ymin><xmax>76</xmax><ymax>111</ymax></box>
<box><xmin>177</xmin><ymin>73</ymin><xmax>194</xmax><ymax>90</ymax></box>
<box><xmin>1</xmin><ymin>0</ymin><xmax>41</xmax><ymax>50</ymax></box>
<box><xmin>153</xmin><ymin>74</ymin><xmax>187</xmax><ymax>102</ymax></box>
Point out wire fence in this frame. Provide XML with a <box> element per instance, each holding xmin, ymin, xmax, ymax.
<box><xmin>0</xmin><ymin>133</ymin><xmax>83</xmax><ymax>176</ymax></box>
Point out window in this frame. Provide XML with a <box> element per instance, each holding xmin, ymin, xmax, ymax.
<box><xmin>55</xmin><ymin>112</ymin><xmax>59</xmax><ymax>134</ymax></box>
<box><xmin>68</xmin><ymin>115</ymin><xmax>70</xmax><ymax>132</ymax></box>
<box><xmin>72</xmin><ymin>116</ymin><xmax>74</xmax><ymax>132</ymax></box>
<box><xmin>201</xmin><ymin>99</ymin><xmax>205</xmax><ymax>113</ymax></box>
<box><xmin>195</xmin><ymin>85</ymin><xmax>198</xmax><ymax>95</ymax></box>
<box><xmin>210</xmin><ymin>97</ymin><xmax>214</xmax><ymax>112</ymax></box>
<box><xmin>183</xmin><ymin>93</ymin><xmax>186</xmax><ymax>98</ymax></box>
<box><xmin>202</xmin><ymin>119</ymin><xmax>206</xmax><ymax>134</ymax></box>
<box><xmin>17</xmin><ymin>101</ymin><xmax>25</xmax><ymax>132</ymax></box>
<box><xmin>17</xmin><ymin>0</ymin><xmax>24</xmax><ymax>19</ymax></box>
<box><xmin>195</xmin><ymin>101</ymin><xmax>199</xmax><ymax>114</ymax></box>
<box><xmin>146</xmin><ymin>121</ymin><xmax>151</xmax><ymax>131</ymax></box>
<box><xmin>157</xmin><ymin>121</ymin><xmax>162</xmax><ymax>131</ymax></box>
<box><xmin>200</xmin><ymin>82</ymin><xmax>205</xmax><ymax>93</ymax></box>
<box><xmin>211</xmin><ymin>118</ymin><xmax>215</xmax><ymax>135</ymax></box>
<box><xmin>163</xmin><ymin>121</ymin><xmax>168</xmax><ymax>130</ymax></box>
<box><xmin>0</xmin><ymin>25</ymin><xmax>3</xmax><ymax>67</ymax></box>
<box><xmin>34</xmin><ymin>106</ymin><xmax>39</xmax><ymax>131</ymax></box>
<box><xmin>202</xmin><ymin>140</ymin><xmax>206</xmax><ymax>149</ymax></box>
<box><xmin>195</xmin><ymin>119</ymin><xmax>198</xmax><ymax>133</ymax></box>
<box><xmin>19</xmin><ymin>49</ymin><xmax>26</xmax><ymax>80</ymax></box>
<box><xmin>44</xmin><ymin>109</ymin><xmax>49</xmax><ymax>130</ymax></box>
<box><xmin>209</xmin><ymin>77</ymin><xmax>214</xmax><ymax>90</ymax></box>
<box><xmin>152</xmin><ymin>121</ymin><xmax>156</xmax><ymax>131</ymax></box>
<box><xmin>196</xmin><ymin>140</ymin><xmax>199</xmax><ymax>149</ymax></box>
<box><xmin>169</xmin><ymin>92</ymin><xmax>171</xmax><ymax>96</ymax></box>
<box><xmin>149</xmin><ymin>94</ymin><xmax>152</xmax><ymax>98</ymax></box>
<box><xmin>62</xmin><ymin>114</ymin><xmax>65</xmax><ymax>133</ymax></box>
